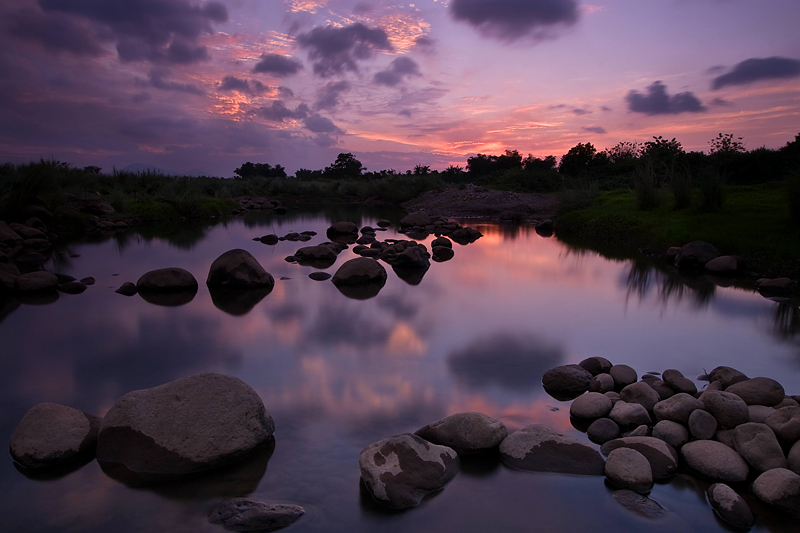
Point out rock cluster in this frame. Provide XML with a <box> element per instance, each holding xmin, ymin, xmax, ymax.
<box><xmin>547</xmin><ymin>359</ymin><xmax>800</xmax><ymax>529</ymax></box>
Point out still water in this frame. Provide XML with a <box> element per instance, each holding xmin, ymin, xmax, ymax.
<box><xmin>1</xmin><ymin>209</ymin><xmax>799</xmax><ymax>532</ymax></box>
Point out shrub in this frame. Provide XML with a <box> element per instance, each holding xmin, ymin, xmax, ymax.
<box><xmin>699</xmin><ymin>168</ymin><xmax>726</xmax><ymax>211</ymax></box>
<box><xmin>788</xmin><ymin>169</ymin><xmax>800</xmax><ymax>223</ymax></box>
<box><xmin>634</xmin><ymin>158</ymin><xmax>661</xmax><ymax>211</ymax></box>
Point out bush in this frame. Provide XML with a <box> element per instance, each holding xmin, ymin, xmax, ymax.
<box><xmin>699</xmin><ymin>168</ymin><xmax>726</xmax><ymax>211</ymax></box>
<box><xmin>669</xmin><ymin>165</ymin><xmax>692</xmax><ymax>209</ymax></box>
<box><xmin>634</xmin><ymin>159</ymin><xmax>661</xmax><ymax>211</ymax></box>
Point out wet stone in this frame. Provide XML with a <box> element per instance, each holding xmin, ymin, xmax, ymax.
<box><xmin>707</xmin><ymin>483</ymin><xmax>754</xmax><ymax>530</ymax></box>
<box><xmin>652</xmin><ymin>420</ymin><xmax>689</xmax><ymax>450</ymax></box>
<box><xmin>688</xmin><ymin>409</ymin><xmax>718</xmax><ymax>440</ymax></box>
<box><xmin>208</xmin><ymin>498</ymin><xmax>304</xmax><ymax>532</ymax></box>
<box><xmin>589</xmin><ymin>373</ymin><xmax>615</xmax><ymax>393</ymax></box>
<box><xmin>570</xmin><ymin>392</ymin><xmax>613</xmax><ymax>419</ymax></box>
<box><xmin>587</xmin><ymin>418</ymin><xmax>620</xmax><ymax>445</ymax></box>
<box><xmin>499</xmin><ymin>424</ymin><xmax>605</xmax><ymax>475</ymax></box>
<box><xmin>609</xmin><ymin>365</ymin><xmax>637</xmax><ymax>390</ymax></box>
<box><xmin>605</xmin><ymin>448</ymin><xmax>653</xmax><ymax>494</ymax></box>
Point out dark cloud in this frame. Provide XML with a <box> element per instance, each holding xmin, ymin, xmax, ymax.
<box><xmin>353</xmin><ymin>3</ymin><xmax>373</xmax><ymax>14</ymax></box>
<box><xmin>253</xmin><ymin>53</ymin><xmax>303</xmax><ymax>76</ymax></box>
<box><xmin>374</xmin><ymin>57</ymin><xmax>422</xmax><ymax>87</ymax></box>
<box><xmin>254</xmin><ymin>101</ymin><xmax>309</xmax><ymax>122</ymax></box>
<box><xmin>450</xmin><ymin>0</ymin><xmax>579</xmax><ymax>42</ymax></box>
<box><xmin>398</xmin><ymin>109</ymin><xmax>412</xmax><ymax>117</ymax></box>
<box><xmin>626</xmin><ymin>81</ymin><xmax>706</xmax><ymax>115</ymax></box>
<box><xmin>218</xmin><ymin>76</ymin><xmax>269</xmax><ymax>95</ymax></box>
<box><xmin>131</xmin><ymin>92</ymin><xmax>151</xmax><ymax>103</ymax></box>
<box><xmin>314</xmin><ymin>81</ymin><xmax>350</xmax><ymax>110</ymax></box>
<box><xmin>548</xmin><ymin>104</ymin><xmax>567</xmax><ymax>109</ymax></box>
<box><xmin>278</xmin><ymin>86</ymin><xmax>294</xmax><ymax>98</ymax></box>
<box><xmin>601</xmin><ymin>105</ymin><xmax>612</xmax><ymax>111</ymax></box>
<box><xmin>118</xmin><ymin>116</ymin><xmax>197</xmax><ymax>141</ymax></box>
<box><xmin>572</xmin><ymin>108</ymin><xmax>590</xmax><ymax>115</ymax></box>
<box><xmin>583</xmin><ymin>126</ymin><xmax>607</xmax><ymax>134</ymax></box>
<box><xmin>711</xmin><ymin>57</ymin><xmax>800</xmax><ymax>90</ymax></box>
<box><xmin>303</xmin><ymin>114</ymin><xmax>343</xmax><ymax>134</ymax></box>
<box><xmin>710</xmin><ymin>97</ymin><xmax>733</xmax><ymax>107</ymax></box>
<box><xmin>6</xmin><ymin>8</ymin><xmax>105</xmax><ymax>56</ymax></box>
<box><xmin>414</xmin><ymin>35</ymin><xmax>435</xmax><ymax>48</ymax></box>
<box><xmin>37</xmin><ymin>0</ymin><xmax>227</xmax><ymax>64</ymax></box>
<box><xmin>148</xmin><ymin>69</ymin><xmax>204</xmax><ymax>95</ymax></box>
<box><xmin>296</xmin><ymin>23</ymin><xmax>392</xmax><ymax>77</ymax></box>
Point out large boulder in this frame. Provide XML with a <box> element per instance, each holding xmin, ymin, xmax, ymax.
<box><xmin>415</xmin><ymin>412</ymin><xmax>507</xmax><ymax>455</ymax></box>
<box><xmin>208</xmin><ymin>499</ymin><xmax>304</xmax><ymax>531</ymax></box>
<box><xmin>707</xmin><ymin>484</ymin><xmax>754</xmax><ymax>530</ymax></box>
<box><xmin>499</xmin><ymin>424</ymin><xmax>604</xmax><ymax>475</ymax></box>
<box><xmin>206</xmin><ymin>249</ymin><xmax>274</xmax><ymax>288</ymax></box>
<box><xmin>701</xmin><ymin>390</ymin><xmax>749</xmax><ymax>428</ymax></box>
<box><xmin>726</xmin><ymin>377</ymin><xmax>785</xmax><ymax>407</ymax></box>
<box><xmin>137</xmin><ymin>267</ymin><xmax>198</xmax><ymax>291</ymax></box>
<box><xmin>733</xmin><ymin>423</ymin><xmax>787</xmax><ymax>472</ymax></box>
<box><xmin>600</xmin><ymin>437</ymin><xmax>679</xmax><ymax>481</ymax></box>
<box><xmin>16</xmin><ymin>271</ymin><xmax>58</xmax><ymax>292</ymax></box>
<box><xmin>752</xmin><ymin>468</ymin><xmax>800</xmax><ymax>519</ymax></box>
<box><xmin>705</xmin><ymin>256</ymin><xmax>738</xmax><ymax>274</ymax></box>
<box><xmin>680</xmin><ymin>440</ymin><xmax>749</xmax><ymax>483</ymax></box>
<box><xmin>605</xmin><ymin>448</ymin><xmax>653</xmax><ymax>494</ymax></box>
<box><xmin>674</xmin><ymin>241</ymin><xmax>719</xmax><ymax>269</ymax></box>
<box><xmin>97</xmin><ymin>373</ymin><xmax>274</xmax><ymax>478</ymax></box>
<box><xmin>392</xmin><ymin>246</ymin><xmax>430</xmax><ymax>270</ymax></box>
<box><xmin>542</xmin><ymin>365</ymin><xmax>592</xmax><ymax>400</ymax></box>
<box><xmin>359</xmin><ymin>433</ymin><xmax>459</xmax><ymax>509</ymax></box>
<box><xmin>10</xmin><ymin>403</ymin><xmax>100</xmax><ymax>469</ymax></box>
<box><xmin>790</xmin><ymin>441</ymin><xmax>800</xmax><ymax>475</ymax></box>
<box><xmin>331</xmin><ymin>258</ymin><xmax>387</xmax><ymax>299</ymax></box>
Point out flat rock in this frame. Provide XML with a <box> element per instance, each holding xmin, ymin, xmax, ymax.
<box><xmin>294</xmin><ymin>244</ymin><xmax>336</xmax><ymax>262</ymax></box>
<box><xmin>688</xmin><ymin>409</ymin><xmax>718</xmax><ymax>440</ymax></box>
<box><xmin>208</xmin><ymin>499</ymin><xmax>304</xmax><ymax>531</ymax></box>
<box><xmin>359</xmin><ymin>433</ymin><xmax>459</xmax><ymax>509</ymax></box>
<box><xmin>57</xmin><ymin>281</ymin><xmax>87</xmax><ymax>294</ymax></box>
<box><xmin>733</xmin><ymin>422</ymin><xmax>787</xmax><ymax>472</ymax></box>
<box><xmin>726</xmin><ymin>377</ymin><xmax>785</xmax><ymax>407</ymax></box>
<box><xmin>752</xmin><ymin>468</ymin><xmax>800</xmax><ymax>519</ymax></box>
<box><xmin>327</xmin><ymin>221</ymin><xmax>359</xmax><ymax>236</ymax></box>
<box><xmin>681</xmin><ymin>440</ymin><xmax>749</xmax><ymax>483</ymax></box>
<box><xmin>766</xmin><ymin>406</ymin><xmax>800</xmax><ymax>442</ymax></box>
<box><xmin>16</xmin><ymin>271</ymin><xmax>59</xmax><ymax>292</ymax></box>
<box><xmin>97</xmin><ymin>373</ymin><xmax>274</xmax><ymax>478</ymax></box>
<box><xmin>605</xmin><ymin>448</ymin><xmax>653</xmax><ymax>494</ymax></box>
<box><xmin>609</xmin><ymin>401</ymin><xmax>651</xmax><ymax>427</ymax></box>
<box><xmin>652</xmin><ymin>420</ymin><xmax>689</xmax><ymax>450</ymax></box>
<box><xmin>601</xmin><ymin>437</ymin><xmax>679</xmax><ymax>481</ymax></box>
<box><xmin>587</xmin><ymin>418</ymin><xmax>620</xmax><ymax>444</ymax></box>
<box><xmin>137</xmin><ymin>267</ymin><xmax>198</xmax><ymax>291</ymax></box>
<box><xmin>206</xmin><ymin>249</ymin><xmax>274</xmax><ymax>288</ymax></box>
<box><xmin>542</xmin><ymin>365</ymin><xmax>592</xmax><ymax>400</ymax></box>
<box><xmin>619</xmin><ymin>382</ymin><xmax>660</xmax><ymax>412</ymax></box>
<box><xmin>707</xmin><ymin>483</ymin><xmax>754</xmax><ymax>530</ymax></box>
<box><xmin>415</xmin><ymin>412</ymin><xmax>508</xmax><ymax>455</ymax></box>
<box><xmin>10</xmin><ymin>403</ymin><xmax>100</xmax><ymax>469</ymax></box>
<box><xmin>702</xmin><ymin>390</ymin><xmax>749</xmax><ymax>428</ymax></box>
<box><xmin>308</xmin><ymin>272</ymin><xmax>331</xmax><ymax>281</ymax></box>
<box><xmin>499</xmin><ymin>424</ymin><xmax>604</xmax><ymax>475</ymax></box>
<box><xmin>609</xmin><ymin>364</ymin><xmax>637</xmax><ymax>389</ymax></box>
<box><xmin>612</xmin><ymin>490</ymin><xmax>667</xmax><ymax>520</ymax></box>
<box><xmin>570</xmin><ymin>392</ymin><xmax>613</xmax><ymax>419</ymax></box>
<box><xmin>709</xmin><ymin>366</ymin><xmax>749</xmax><ymax>389</ymax></box>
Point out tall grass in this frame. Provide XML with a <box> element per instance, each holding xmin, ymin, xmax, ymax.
<box><xmin>634</xmin><ymin>158</ymin><xmax>661</xmax><ymax>211</ymax></box>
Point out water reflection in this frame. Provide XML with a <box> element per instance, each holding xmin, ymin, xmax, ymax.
<box><xmin>209</xmin><ymin>286</ymin><xmax>272</xmax><ymax>316</ymax></box>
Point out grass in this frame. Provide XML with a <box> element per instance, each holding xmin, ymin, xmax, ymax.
<box><xmin>556</xmin><ymin>181</ymin><xmax>800</xmax><ymax>277</ymax></box>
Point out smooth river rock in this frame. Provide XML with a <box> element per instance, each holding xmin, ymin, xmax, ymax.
<box><xmin>97</xmin><ymin>373</ymin><xmax>274</xmax><ymax>478</ymax></box>
<box><xmin>708</xmin><ymin>366</ymin><xmax>748</xmax><ymax>389</ymax></box>
<box><xmin>653</xmin><ymin>393</ymin><xmax>703</xmax><ymax>425</ymax></box>
<box><xmin>688</xmin><ymin>409</ymin><xmax>718</xmax><ymax>440</ymax></box>
<box><xmin>500</xmin><ymin>424</ymin><xmax>604</xmax><ymax>475</ymax></box>
<box><xmin>542</xmin><ymin>365</ymin><xmax>592</xmax><ymax>400</ymax></box>
<box><xmin>733</xmin><ymin>422</ymin><xmax>787</xmax><ymax>472</ymax></box>
<box><xmin>137</xmin><ymin>267</ymin><xmax>198</xmax><ymax>291</ymax></box>
<box><xmin>578</xmin><ymin>356</ymin><xmax>612</xmax><ymax>376</ymax></box>
<box><xmin>208</xmin><ymin>499</ymin><xmax>304</xmax><ymax>531</ymax></box>
<box><xmin>609</xmin><ymin>365</ymin><xmax>637</xmax><ymax>389</ymax></box>
<box><xmin>752</xmin><ymin>468</ymin><xmax>800</xmax><ymax>519</ymax></box>
<box><xmin>415</xmin><ymin>412</ymin><xmax>508</xmax><ymax>455</ymax></box>
<box><xmin>619</xmin><ymin>382</ymin><xmax>660</xmax><ymax>412</ymax></box>
<box><xmin>588</xmin><ymin>373</ymin><xmax>615</xmax><ymax>393</ymax></box>
<box><xmin>570</xmin><ymin>392</ymin><xmax>613</xmax><ymax>419</ymax></box>
<box><xmin>701</xmin><ymin>390</ymin><xmax>750</xmax><ymax>428</ymax></box>
<box><xmin>206</xmin><ymin>249</ymin><xmax>274</xmax><ymax>288</ymax></box>
<box><xmin>726</xmin><ymin>377</ymin><xmax>785</xmax><ymax>407</ymax></box>
<box><xmin>652</xmin><ymin>420</ymin><xmax>689</xmax><ymax>449</ymax></box>
<box><xmin>707</xmin><ymin>483</ymin><xmax>754</xmax><ymax>530</ymax></box>
<box><xmin>680</xmin><ymin>440</ymin><xmax>749</xmax><ymax>483</ymax></box>
<box><xmin>601</xmin><ymin>437</ymin><xmax>679</xmax><ymax>481</ymax></box>
<box><xmin>10</xmin><ymin>403</ymin><xmax>100</xmax><ymax>469</ymax></box>
<box><xmin>16</xmin><ymin>271</ymin><xmax>59</xmax><ymax>292</ymax></box>
<box><xmin>359</xmin><ymin>433</ymin><xmax>459</xmax><ymax>509</ymax></box>
<box><xmin>609</xmin><ymin>401</ymin><xmax>651</xmax><ymax>427</ymax></box>
<box><xmin>605</xmin><ymin>448</ymin><xmax>654</xmax><ymax>494</ymax></box>
<box><xmin>766</xmin><ymin>406</ymin><xmax>800</xmax><ymax>442</ymax></box>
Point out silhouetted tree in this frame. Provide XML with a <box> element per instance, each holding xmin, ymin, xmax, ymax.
<box><xmin>558</xmin><ymin>142</ymin><xmax>597</xmax><ymax>176</ymax></box>
<box><xmin>324</xmin><ymin>153</ymin><xmax>364</xmax><ymax>179</ymax></box>
<box><xmin>523</xmin><ymin>154</ymin><xmax>557</xmax><ymax>171</ymax></box>
<box><xmin>234</xmin><ymin>162</ymin><xmax>287</xmax><ymax>178</ymax></box>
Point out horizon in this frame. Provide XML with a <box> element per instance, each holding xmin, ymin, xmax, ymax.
<box><xmin>1</xmin><ymin>0</ymin><xmax>798</xmax><ymax>177</ymax></box>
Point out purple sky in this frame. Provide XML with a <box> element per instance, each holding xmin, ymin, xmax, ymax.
<box><xmin>1</xmin><ymin>0</ymin><xmax>798</xmax><ymax>176</ymax></box>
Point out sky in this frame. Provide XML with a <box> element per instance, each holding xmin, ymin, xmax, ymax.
<box><xmin>0</xmin><ymin>0</ymin><xmax>798</xmax><ymax>176</ymax></box>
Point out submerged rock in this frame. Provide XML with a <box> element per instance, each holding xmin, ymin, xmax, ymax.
<box><xmin>605</xmin><ymin>448</ymin><xmax>653</xmax><ymax>494</ymax></box>
<box><xmin>707</xmin><ymin>483</ymin><xmax>754</xmax><ymax>530</ymax></box>
<box><xmin>500</xmin><ymin>424</ymin><xmax>605</xmax><ymax>475</ymax></box>
<box><xmin>137</xmin><ymin>268</ymin><xmax>198</xmax><ymax>291</ymax></box>
<box><xmin>16</xmin><ymin>272</ymin><xmax>58</xmax><ymax>292</ymax></box>
<box><xmin>208</xmin><ymin>499</ymin><xmax>304</xmax><ymax>532</ymax></box>
<box><xmin>752</xmin><ymin>468</ymin><xmax>800</xmax><ymax>519</ymax></box>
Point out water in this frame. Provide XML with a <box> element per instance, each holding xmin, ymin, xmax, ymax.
<box><xmin>1</xmin><ymin>209</ymin><xmax>799</xmax><ymax>532</ymax></box>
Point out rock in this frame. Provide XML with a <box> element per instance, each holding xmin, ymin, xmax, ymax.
<box><xmin>431</xmin><ymin>236</ymin><xmax>452</xmax><ymax>249</ymax></box>
<box><xmin>308</xmin><ymin>272</ymin><xmax>331</xmax><ymax>281</ymax></box>
<box><xmin>619</xmin><ymin>382</ymin><xmax>660</xmax><ymax>412</ymax></box>
<box><xmin>207</xmin><ymin>249</ymin><xmax>274</xmax><ymax>289</ymax></box>
<box><xmin>57</xmin><ymin>281</ymin><xmax>87</xmax><ymax>294</ymax></box>
<box><xmin>0</xmin><ymin>221</ymin><xmax>23</xmax><ymax>246</ymax></box>
<box><xmin>535</xmin><ymin>219</ymin><xmax>554</xmax><ymax>237</ymax></box>
<box><xmin>707</xmin><ymin>483</ymin><xmax>754</xmax><ymax>530</ymax></box>
<box><xmin>542</xmin><ymin>365</ymin><xmax>592</xmax><ymax>400</ymax></box>
<box><xmin>609</xmin><ymin>401</ymin><xmax>651</xmax><ymax>427</ymax></box>
<box><xmin>776</xmin><ymin>397</ymin><xmax>800</xmax><ymax>409</ymax></box>
<box><xmin>10</xmin><ymin>403</ymin><xmax>100</xmax><ymax>469</ymax></box>
<box><xmin>748</xmin><ymin>405</ymin><xmax>776</xmax><ymax>424</ymax></box>
<box><xmin>115</xmin><ymin>282</ymin><xmax>138</xmax><ymax>296</ymax></box>
<box><xmin>757</xmin><ymin>277</ymin><xmax>795</xmax><ymax>295</ymax></box>
<box><xmin>293</xmin><ymin>244</ymin><xmax>336</xmax><ymax>263</ymax></box>
<box><xmin>79</xmin><ymin>276</ymin><xmax>95</xmax><ymax>286</ymax></box>
<box><xmin>716</xmin><ymin>429</ymin><xmax>737</xmax><ymax>449</ymax></box>
<box><xmin>400</xmin><ymin>211</ymin><xmax>431</xmax><ymax>228</ymax></box>
<box><xmin>16</xmin><ymin>252</ymin><xmax>47</xmax><ymax>266</ymax></box>
<box><xmin>605</xmin><ymin>448</ymin><xmax>653</xmax><ymax>494</ymax></box>
<box><xmin>137</xmin><ymin>268</ymin><xmax>198</xmax><ymax>291</ymax></box>
<box><xmin>587</xmin><ymin>418</ymin><xmax>620</xmax><ymax>444</ymax></box>
<box><xmin>208</xmin><ymin>499</ymin><xmax>304</xmax><ymax>531</ymax></box>
<box><xmin>570</xmin><ymin>392</ymin><xmax>613</xmax><ymax>419</ymax></box>
<box><xmin>624</xmin><ymin>425</ymin><xmax>650</xmax><ymax>437</ymax></box>
<box><xmin>500</xmin><ymin>424</ymin><xmax>604</xmax><ymax>475</ymax></box>
<box><xmin>680</xmin><ymin>440</ymin><xmax>749</xmax><ymax>482</ymax></box>
<box><xmin>766</xmin><ymin>406</ymin><xmax>800</xmax><ymax>442</ymax></box>
<box><xmin>709</xmin><ymin>366</ymin><xmax>748</xmax><ymax>389</ymax></box>
<box><xmin>789</xmin><ymin>441</ymin><xmax>800</xmax><ymax>475</ymax></box>
<box><xmin>609</xmin><ymin>364</ymin><xmax>637</xmax><ymax>389</ymax></box>
<box><xmin>326</xmin><ymin>221</ymin><xmax>359</xmax><ymax>236</ymax></box>
<box><xmin>674</xmin><ymin>241</ymin><xmax>719</xmax><ymax>269</ymax></box>
<box><xmin>645</xmin><ymin>380</ymin><xmax>675</xmax><ymax>401</ymax></box>
<box><xmin>259</xmin><ymin>234</ymin><xmax>279</xmax><ymax>245</ymax></box>
<box><xmin>705</xmin><ymin>255</ymin><xmax>738</xmax><ymax>274</ymax></box>
<box><xmin>688</xmin><ymin>409</ymin><xmax>717</xmax><ymax>440</ymax></box>
<box><xmin>589</xmin><ymin>373</ymin><xmax>615</xmax><ymax>393</ymax></box>
<box><xmin>579</xmin><ymin>356</ymin><xmax>612</xmax><ymax>376</ymax></box>
<box><xmin>752</xmin><ymin>468</ymin><xmax>800</xmax><ymax>519</ymax></box>
<box><xmin>97</xmin><ymin>373</ymin><xmax>274</xmax><ymax>478</ymax></box>
<box><xmin>612</xmin><ymin>490</ymin><xmax>668</xmax><ymax>520</ymax></box>
<box><xmin>450</xmin><ymin>227</ymin><xmax>482</xmax><ymax>245</ymax></box>
<box><xmin>431</xmin><ymin>246</ymin><xmax>455</xmax><ymax>262</ymax></box>
<box><xmin>415</xmin><ymin>412</ymin><xmax>508</xmax><ymax>455</ymax></box>
<box><xmin>605</xmin><ymin>391</ymin><xmax>621</xmax><ymax>404</ymax></box>
<box><xmin>23</xmin><ymin>238</ymin><xmax>51</xmax><ymax>252</ymax></box>
<box><xmin>601</xmin><ymin>437</ymin><xmax>679</xmax><ymax>481</ymax></box>
<box><xmin>662</xmin><ymin>369</ymin><xmax>697</xmax><ymax>395</ymax></box>
<box><xmin>726</xmin><ymin>377</ymin><xmax>785</xmax><ymax>407</ymax></box>
<box><xmin>16</xmin><ymin>271</ymin><xmax>58</xmax><ymax>292</ymax></box>
<box><xmin>733</xmin><ymin>423</ymin><xmax>787</xmax><ymax>472</ymax></box>
<box><xmin>359</xmin><ymin>433</ymin><xmax>459</xmax><ymax>509</ymax></box>
<box><xmin>702</xmin><ymin>390</ymin><xmax>750</xmax><ymax>428</ymax></box>
<box><xmin>392</xmin><ymin>246</ymin><xmax>430</xmax><ymax>270</ymax></box>
<box><xmin>652</xmin><ymin>420</ymin><xmax>689</xmax><ymax>449</ymax></box>
<box><xmin>376</xmin><ymin>219</ymin><xmax>391</xmax><ymax>228</ymax></box>
<box><xmin>332</xmin><ymin>257</ymin><xmax>386</xmax><ymax>286</ymax></box>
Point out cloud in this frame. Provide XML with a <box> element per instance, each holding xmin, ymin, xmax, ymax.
<box><xmin>254</xmin><ymin>101</ymin><xmax>309</xmax><ymax>122</ymax></box>
<box><xmin>6</xmin><ymin>8</ymin><xmax>105</xmax><ymax>56</ymax></box>
<box><xmin>253</xmin><ymin>53</ymin><xmax>303</xmax><ymax>76</ymax></box>
<box><xmin>148</xmin><ymin>69</ymin><xmax>204</xmax><ymax>94</ymax></box>
<box><xmin>583</xmin><ymin>126</ymin><xmax>606</xmax><ymax>134</ymax></box>
<box><xmin>37</xmin><ymin>0</ymin><xmax>227</xmax><ymax>64</ymax></box>
<box><xmin>118</xmin><ymin>116</ymin><xmax>198</xmax><ymax>141</ymax></box>
<box><xmin>626</xmin><ymin>81</ymin><xmax>706</xmax><ymax>115</ymax></box>
<box><xmin>711</xmin><ymin>57</ymin><xmax>800</xmax><ymax>90</ymax></box>
<box><xmin>398</xmin><ymin>109</ymin><xmax>412</xmax><ymax>117</ymax></box>
<box><xmin>374</xmin><ymin>56</ymin><xmax>422</xmax><ymax>87</ymax></box>
<box><xmin>572</xmin><ymin>108</ymin><xmax>590</xmax><ymax>115</ymax></box>
<box><xmin>449</xmin><ymin>0</ymin><xmax>579</xmax><ymax>42</ymax></box>
<box><xmin>303</xmin><ymin>114</ymin><xmax>343</xmax><ymax>134</ymax></box>
<box><xmin>314</xmin><ymin>81</ymin><xmax>350</xmax><ymax>110</ymax></box>
<box><xmin>218</xmin><ymin>76</ymin><xmax>269</xmax><ymax>95</ymax></box>
<box><xmin>296</xmin><ymin>23</ymin><xmax>392</xmax><ymax>77</ymax></box>
<box><xmin>710</xmin><ymin>97</ymin><xmax>733</xmax><ymax>107</ymax></box>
